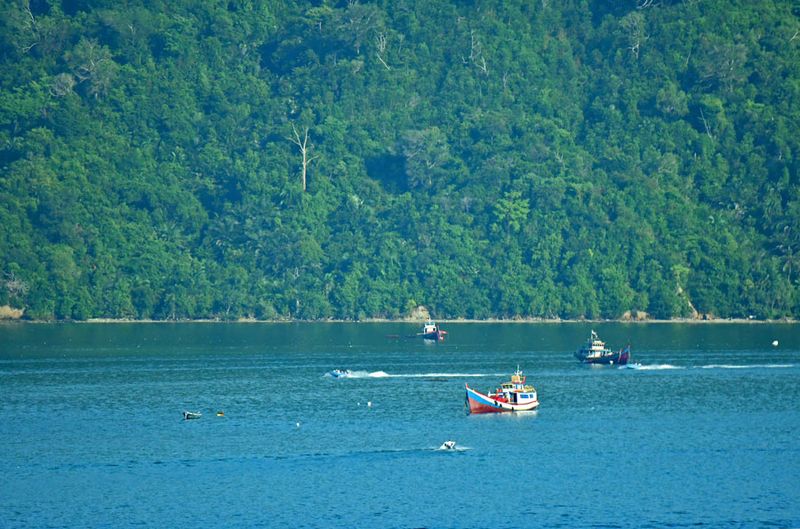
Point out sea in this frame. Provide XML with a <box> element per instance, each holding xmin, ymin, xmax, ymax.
<box><xmin>1</xmin><ymin>322</ymin><xmax>798</xmax><ymax>528</ymax></box>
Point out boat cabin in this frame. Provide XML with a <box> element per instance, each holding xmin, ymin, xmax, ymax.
<box><xmin>579</xmin><ymin>330</ymin><xmax>612</xmax><ymax>359</ymax></box>
<box><xmin>495</xmin><ymin>368</ymin><xmax>537</xmax><ymax>403</ymax></box>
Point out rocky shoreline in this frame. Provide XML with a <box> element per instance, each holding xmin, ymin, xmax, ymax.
<box><xmin>1</xmin><ymin>316</ymin><xmax>796</xmax><ymax>324</ymax></box>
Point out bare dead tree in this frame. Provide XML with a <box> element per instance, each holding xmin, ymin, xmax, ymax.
<box><xmin>66</xmin><ymin>38</ymin><xmax>119</xmax><ymax>98</ymax></box>
<box><xmin>16</xmin><ymin>1</ymin><xmax>40</xmax><ymax>53</ymax></box>
<box><xmin>554</xmin><ymin>150</ymin><xmax>565</xmax><ymax>170</ymax></box>
<box><xmin>462</xmin><ymin>29</ymin><xmax>489</xmax><ymax>75</ymax></box>
<box><xmin>49</xmin><ymin>72</ymin><xmax>76</xmax><ymax>97</ymax></box>
<box><xmin>696</xmin><ymin>37</ymin><xmax>747</xmax><ymax>92</ymax></box>
<box><xmin>376</xmin><ymin>32</ymin><xmax>390</xmax><ymax>70</ymax></box>
<box><xmin>376</xmin><ymin>32</ymin><xmax>387</xmax><ymax>54</ymax></box>
<box><xmin>289</xmin><ymin>124</ymin><xmax>317</xmax><ymax>192</ymax></box>
<box><xmin>699</xmin><ymin>108</ymin><xmax>715</xmax><ymax>140</ymax></box>
<box><xmin>620</xmin><ymin>12</ymin><xmax>647</xmax><ymax>60</ymax></box>
<box><xmin>337</xmin><ymin>2</ymin><xmax>382</xmax><ymax>55</ymax></box>
<box><xmin>3</xmin><ymin>272</ymin><xmax>29</xmax><ymax>301</ymax></box>
<box><xmin>469</xmin><ymin>30</ymin><xmax>478</xmax><ymax>62</ymax></box>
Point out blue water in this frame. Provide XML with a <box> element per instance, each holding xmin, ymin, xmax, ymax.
<box><xmin>1</xmin><ymin>322</ymin><xmax>799</xmax><ymax>528</ymax></box>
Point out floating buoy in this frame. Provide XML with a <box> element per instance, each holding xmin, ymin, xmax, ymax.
<box><xmin>367</xmin><ymin>401</ymin><xmax>372</xmax><ymax>408</ymax></box>
<box><xmin>772</xmin><ymin>340</ymin><xmax>779</xmax><ymax>347</ymax></box>
<box><xmin>296</xmin><ymin>422</ymin><xmax>301</xmax><ymax>428</ymax></box>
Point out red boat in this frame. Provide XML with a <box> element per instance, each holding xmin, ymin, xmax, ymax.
<box><xmin>419</xmin><ymin>320</ymin><xmax>447</xmax><ymax>341</ymax></box>
<box><xmin>465</xmin><ymin>368</ymin><xmax>540</xmax><ymax>414</ymax></box>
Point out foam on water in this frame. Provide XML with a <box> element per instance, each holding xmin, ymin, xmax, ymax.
<box><xmin>622</xmin><ymin>363</ymin><xmax>796</xmax><ymax>371</ymax></box>
<box><xmin>434</xmin><ymin>445</ymin><xmax>470</xmax><ymax>452</ymax></box>
<box><xmin>622</xmin><ymin>363</ymin><xmax>685</xmax><ymax>370</ymax></box>
<box><xmin>698</xmin><ymin>364</ymin><xmax>795</xmax><ymax>370</ymax></box>
<box><xmin>328</xmin><ymin>370</ymin><xmax>499</xmax><ymax>379</ymax></box>
<box><xmin>383</xmin><ymin>372</ymin><xmax>499</xmax><ymax>378</ymax></box>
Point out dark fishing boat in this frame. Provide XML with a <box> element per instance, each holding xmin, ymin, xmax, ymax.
<box><xmin>575</xmin><ymin>330</ymin><xmax>630</xmax><ymax>365</ymax></box>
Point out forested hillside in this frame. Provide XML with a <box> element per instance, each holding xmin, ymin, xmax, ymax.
<box><xmin>1</xmin><ymin>0</ymin><xmax>799</xmax><ymax>321</ymax></box>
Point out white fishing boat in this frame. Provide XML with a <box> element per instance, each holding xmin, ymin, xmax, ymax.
<box><xmin>465</xmin><ymin>367</ymin><xmax>539</xmax><ymax>414</ymax></box>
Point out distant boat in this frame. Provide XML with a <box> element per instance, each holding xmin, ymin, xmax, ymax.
<box><xmin>418</xmin><ymin>320</ymin><xmax>447</xmax><ymax>341</ymax></box>
<box><xmin>465</xmin><ymin>367</ymin><xmax>540</xmax><ymax>413</ymax></box>
<box><xmin>183</xmin><ymin>411</ymin><xmax>202</xmax><ymax>420</ymax></box>
<box><xmin>328</xmin><ymin>369</ymin><xmax>351</xmax><ymax>378</ymax></box>
<box><xmin>439</xmin><ymin>440</ymin><xmax>457</xmax><ymax>450</ymax></box>
<box><xmin>575</xmin><ymin>330</ymin><xmax>630</xmax><ymax>365</ymax></box>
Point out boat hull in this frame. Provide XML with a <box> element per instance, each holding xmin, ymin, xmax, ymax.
<box><xmin>421</xmin><ymin>330</ymin><xmax>445</xmax><ymax>341</ymax></box>
<box><xmin>465</xmin><ymin>385</ymin><xmax>539</xmax><ymax>414</ymax></box>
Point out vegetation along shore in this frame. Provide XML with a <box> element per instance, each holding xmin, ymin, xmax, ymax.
<box><xmin>1</xmin><ymin>1</ymin><xmax>798</xmax><ymax>322</ymax></box>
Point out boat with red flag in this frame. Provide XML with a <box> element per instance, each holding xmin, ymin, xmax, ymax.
<box><xmin>574</xmin><ymin>330</ymin><xmax>631</xmax><ymax>365</ymax></box>
<box><xmin>465</xmin><ymin>367</ymin><xmax>539</xmax><ymax>414</ymax></box>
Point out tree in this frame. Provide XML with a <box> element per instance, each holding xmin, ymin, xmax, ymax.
<box><xmin>0</xmin><ymin>0</ymin><xmax>797</xmax><ymax>321</ymax></box>
<box><xmin>492</xmin><ymin>191</ymin><xmax>530</xmax><ymax>234</ymax></box>
<box><xmin>619</xmin><ymin>11</ymin><xmax>647</xmax><ymax>60</ymax></box>
<box><xmin>288</xmin><ymin>123</ymin><xmax>317</xmax><ymax>192</ymax></box>
<box><xmin>64</xmin><ymin>38</ymin><xmax>119</xmax><ymax>99</ymax></box>
<box><xmin>399</xmin><ymin>127</ymin><xmax>451</xmax><ymax>189</ymax></box>
<box><xmin>694</xmin><ymin>35</ymin><xmax>748</xmax><ymax>93</ymax></box>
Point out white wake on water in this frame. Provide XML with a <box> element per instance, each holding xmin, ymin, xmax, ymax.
<box><xmin>383</xmin><ymin>372</ymin><xmax>499</xmax><ymax>378</ymax></box>
<box><xmin>434</xmin><ymin>445</ymin><xmax>470</xmax><ymax>452</ymax></box>
<box><xmin>329</xmin><ymin>370</ymin><xmax>499</xmax><ymax>379</ymax></box>
<box><xmin>698</xmin><ymin>364</ymin><xmax>795</xmax><ymax>370</ymax></box>
<box><xmin>622</xmin><ymin>363</ymin><xmax>684</xmax><ymax>370</ymax></box>
<box><xmin>622</xmin><ymin>363</ymin><xmax>795</xmax><ymax>371</ymax></box>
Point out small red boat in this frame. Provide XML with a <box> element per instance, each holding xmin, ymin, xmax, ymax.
<box><xmin>465</xmin><ymin>368</ymin><xmax>539</xmax><ymax>414</ymax></box>
<box><xmin>419</xmin><ymin>320</ymin><xmax>447</xmax><ymax>341</ymax></box>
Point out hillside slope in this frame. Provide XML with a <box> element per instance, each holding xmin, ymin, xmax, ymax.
<box><xmin>1</xmin><ymin>0</ymin><xmax>798</xmax><ymax>320</ymax></box>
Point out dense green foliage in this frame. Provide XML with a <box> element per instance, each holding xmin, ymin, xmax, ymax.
<box><xmin>1</xmin><ymin>0</ymin><xmax>799</xmax><ymax>320</ymax></box>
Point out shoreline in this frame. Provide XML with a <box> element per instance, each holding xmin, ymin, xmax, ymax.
<box><xmin>1</xmin><ymin>317</ymin><xmax>797</xmax><ymax>324</ymax></box>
